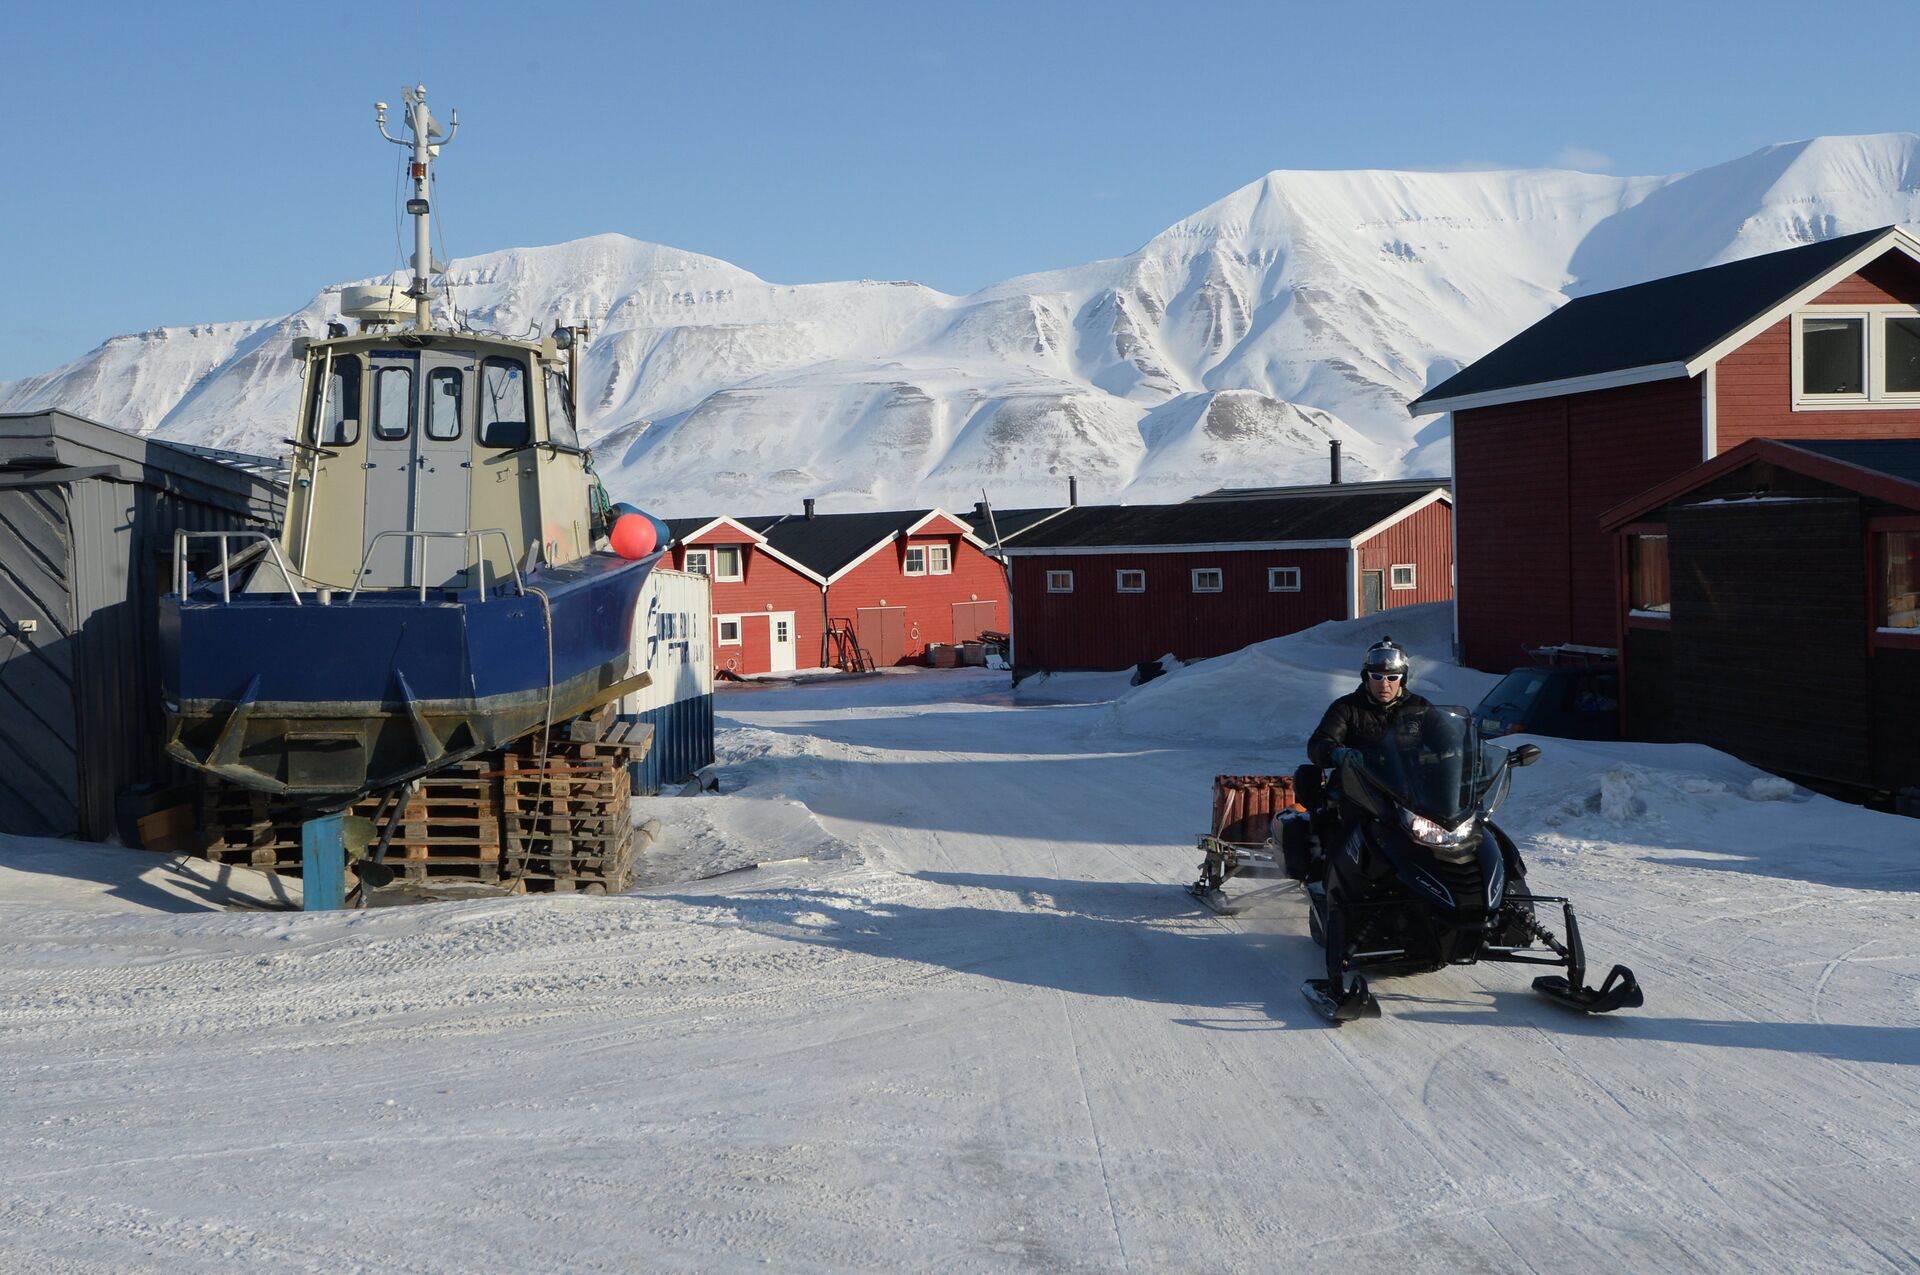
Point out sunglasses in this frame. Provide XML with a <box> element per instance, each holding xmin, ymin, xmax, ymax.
<box><xmin>1366</xmin><ymin>671</ymin><xmax>1403</xmax><ymax>683</ymax></box>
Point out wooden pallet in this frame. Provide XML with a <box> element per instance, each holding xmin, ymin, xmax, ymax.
<box><xmin>500</xmin><ymin>715</ymin><xmax>642</xmax><ymax>893</ymax></box>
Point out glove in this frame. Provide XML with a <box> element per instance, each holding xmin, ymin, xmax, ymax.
<box><xmin>1328</xmin><ymin>747</ymin><xmax>1362</xmax><ymax>769</ymax></box>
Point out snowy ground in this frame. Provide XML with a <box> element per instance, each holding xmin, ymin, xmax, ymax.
<box><xmin>4</xmin><ymin>608</ymin><xmax>1918</xmax><ymax>1272</ymax></box>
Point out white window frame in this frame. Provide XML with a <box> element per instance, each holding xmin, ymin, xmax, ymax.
<box><xmin>713</xmin><ymin>545</ymin><xmax>744</xmax><ymax>583</ymax></box>
<box><xmin>1046</xmin><ymin>569</ymin><xmax>1074</xmax><ymax>594</ymax></box>
<box><xmin>927</xmin><ymin>543</ymin><xmax>952</xmax><ymax>576</ymax></box>
<box><xmin>1792</xmin><ymin>306</ymin><xmax>1920</xmax><ymax>408</ymax></box>
<box><xmin>716</xmin><ymin>616</ymin><xmax>742</xmax><ymax>645</ymax></box>
<box><xmin>1267</xmin><ymin>566</ymin><xmax>1301</xmax><ymax>593</ymax></box>
<box><xmin>1116</xmin><ymin>568</ymin><xmax>1146</xmax><ymax>593</ymax></box>
<box><xmin>904</xmin><ymin>546</ymin><xmax>927</xmax><ymax>576</ymax></box>
<box><xmin>1390</xmin><ymin>563</ymin><xmax>1416</xmax><ymax>590</ymax></box>
<box><xmin>1191</xmin><ymin>568</ymin><xmax>1224</xmax><ymax>594</ymax></box>
<box><xmin>684</xmin><ymin>548</ymin><xmax>711</xmax><ymax>577</ymax></box>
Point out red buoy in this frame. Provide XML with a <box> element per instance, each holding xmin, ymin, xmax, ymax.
<box><xmin>610</xmin><ymin>512</ymin><xmax>658</xmax><ymax>559</ymax></box>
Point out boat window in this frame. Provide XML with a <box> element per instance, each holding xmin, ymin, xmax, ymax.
<box><xmin>545</xmin><ymin>369</ymin><xmax>580</xmax><ymax>449</ymax></box>
<box><xmin>374</xmin><ymin>366</ymin><xmax>414</xmax><ymax>439</ymax></box>
<box><xmin>479</xmin><ymin>356</ymin><xmax>531</xmax><ymax>447</ymax></box>
<box><xmin>308</xmin><ymin>358</ymin><xmax>362</xmax><ymax>445</ymax></box>
<box><xmin>427</xmin><ymin>367</ymin><xmax>463</xmax><ymax>440</ymax></box>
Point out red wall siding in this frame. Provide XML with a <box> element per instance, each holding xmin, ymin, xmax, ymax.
<box><xmin>826</xmin><ymin>536</ymin><xmax>1009</xmax><ymax>664</ymax></box>
<box><xmin>1010</xmin><ymin>547</ymin><xmax>1351</xmax><ymax>671</ymax></box>
<box><xmin>671</xmin><ymin>533</ymin><xmax>824</xmax><ymax>675</ymax></box>
<box><xmin>1454</xmin><ymin>377</ymin><xmax>1701</xmax><ymax>670</ymax></box>
<box><xmin>1356</xmin><ymin>499</ymin><xmax>1454</xmax><ymax>609</ymax></box>
<box><xmin>1715</xmin><ymin>317</ymin><xmax>1920</xmax><ymax>452</ymax></box>
<box><xmin>1812</xmin><ymin>250</ymin><xmax>1920</xmax><ymax>305</ymax></box>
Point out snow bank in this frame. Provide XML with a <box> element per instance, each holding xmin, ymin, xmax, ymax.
<box><xmin>0</xmin><ymin>832</ymin><xmax>300</xmax><ymax>913</ymax></box>
<box><xmin>1101</xmin><ymin>602</ymin><xmax>1498</xmax><ymax>747</ymax></box>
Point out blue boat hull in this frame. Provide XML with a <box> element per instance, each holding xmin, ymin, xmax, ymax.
<box><xmin>160</xmin><ymin>551</ymin><xmax>660</xmax><ymax>797</ymax></box>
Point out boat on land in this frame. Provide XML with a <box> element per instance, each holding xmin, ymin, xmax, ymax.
<box><xmin>160</xmin><ymin>86</ymin><xmax>661</xmax><ymax>799</ymax></box>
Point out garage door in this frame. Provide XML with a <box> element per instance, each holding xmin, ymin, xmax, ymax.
<box><xmin>856</xmin><ymin>606</ymin><xmax>906</xmax><ymax>667</ymax></box>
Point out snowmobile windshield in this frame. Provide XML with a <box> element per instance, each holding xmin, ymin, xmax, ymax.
<box><xmin>1356</xmin><ymin>705</ymin><xmax>1509</xmax><ymax>827</ymax></box>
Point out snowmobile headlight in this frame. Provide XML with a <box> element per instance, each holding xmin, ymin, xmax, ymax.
<box><xmin>1399</xmin><ymin>808</ymin><xmax>1471</xmax><ymax>847</ymax></box>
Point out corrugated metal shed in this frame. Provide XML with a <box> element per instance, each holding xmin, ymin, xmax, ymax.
<box><xmin>0</xmin><ymin>411</ymin><xmax>285</xmax><ymax>840</ymax></box>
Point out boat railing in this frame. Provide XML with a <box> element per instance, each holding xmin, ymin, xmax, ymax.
<box><xmin>173</xmin><ymin>530</ymin><xmax>305</xmax><ymax>605</ymax></box>
<box><xmin>349</xmin><ymin>528</ymin><xmax>527</xmax><ymax>604</ymax></box>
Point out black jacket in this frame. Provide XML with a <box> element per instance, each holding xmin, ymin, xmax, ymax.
<box><xmin>1307</xmin><ymin>683</ymin><xmax>1434</xmax><ymax>768</ymax></box>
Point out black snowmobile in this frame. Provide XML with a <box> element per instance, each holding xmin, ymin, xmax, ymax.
<box><xmin>1192</xmin><ymin>704</ymin><xmax>1643</xmax><ymax>1024</ymax></box>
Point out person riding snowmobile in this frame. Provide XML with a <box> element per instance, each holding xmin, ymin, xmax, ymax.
<box><xmin>1303</xmin><ymin>637</ymin><xmax>1527</xmax><ymax>885</ymax></box>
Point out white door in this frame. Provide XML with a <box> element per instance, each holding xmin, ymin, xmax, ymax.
<box><xmin>768</xmin><ymin>612</ymin><xmax>797</xmax><ymax>673</ymax></box>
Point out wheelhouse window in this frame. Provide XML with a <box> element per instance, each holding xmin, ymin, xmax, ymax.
<box><xmin>1794</xmin><ymin>309</ymin><xmax>1920</xmax><ymax>404</ymax></box>
<box><xmin>374</xmin><ymin>366</ymin><xmax>413</xmax><ymax>439</ymax></box>
<box><xmin>544</xmin><ymin>369</ymin><xmax>580</xmax><ymax>448</ymax></box>
<box><xmin>684</xmin><ymin>549</ymin><xmax>711</xmax><ymax>576</ymax></box>
<box><xmin>1191</xmin><ymin>568</ymin><xmax>1223</xmax><ymax>593</ymax></box>
<box><xmin>1046</xmin><ymin>569</ymin><xmax>1073</xmax><ymax>593</ymax></box>
<box><xmin>1390</xmin><ymin>564</ymin><xmax>1416</xmax><ymax>590</ymax></box>
<box><xmin>904</xmin><ymin>546</ymin><xmax>926</xmax><ymax>575</ymax></box>
<box><xmin>1116</xmin><ymin>568</ymin><xmax>1145</xmax><ymax>593</ymax></box>
<box><xmin>928</xmin><ymin>543</ymin><xmax>952</xmax><ymax>575</ymax></box>
<box><xmin>1629</xmin><ymin>533</ymin><xmax>1670</xmax><ymax>616</ymax></box>
<box><xmin>1268</xmin><ymin>566</ymin><xmax>1300</xmax><ymax>592</ymax></box>
<box><xmin>308</xmin><ymin>358</ymin><xmax>362</xmax><ymax>445</ymax></box>
<box><xmin>426</xmin><ymin>367</ymin><xmax>463</xmax><ymax>440</ymax></box>
<box><xmin>479</xmin><ymin>357</ymin><xmax>531</xmax><ymax>447</ymax></box>
<box><xmin>717</xmin><ymin>617</ymin><xmax>742</xmax><ymax>645</ymax></box>
<box><xmin>713</xmin><ymin>545</ymin><xmax>744</xmax><ymax>582</ymax></box>
<box><xmin>1881</xmin><ymin>530</ymin><xmax>1919</xmax><ymax>630</ymax></box>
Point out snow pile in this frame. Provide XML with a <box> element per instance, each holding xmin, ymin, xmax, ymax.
<box><xmin>6</xmin><ymin>136</ymin><xmax>1920</xmax><ymax>513</ymax></box>
<box><xmin>1101</xmin><ymin>601</ymin><xmax>1495</xmax><ymax>745</ymax></box>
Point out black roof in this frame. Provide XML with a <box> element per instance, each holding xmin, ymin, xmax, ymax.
<box><xmin>1188</xmin><ymin>477</ymin><xmax>1452</xmax><ymax>503</ymax></box>
<box><xmin>1000</xmin><ymin>488</ymin><xmax>1446</xmax><ymax>551</ymax></box>
<box><xmin>1777</xmin><ymin>438</ymin><xmax>1920</xmax><ymax>488</ymax></box>
<box><xmin>1410</xmin><ymin>226</ymin><xmax>1898</xmax><ymax>413</ymax></box>
<box><xmin>741</xmin><ymin>509</ymin><xmax>943</xmax><ymax>577</ymax></box>
<box><xmin>963</xmin><ymin>506</ymin><xmax>1070</xmax><ymax>543</ymax></box>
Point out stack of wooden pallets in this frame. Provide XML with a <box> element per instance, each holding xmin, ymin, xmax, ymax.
<box><xmin>195</xmin><ymin>706</ymin><xmax>653</xmax><ymax>895</ymax></box>
<box><xmin>501</xmin><ymin>708</ymin><xmax>654</xmax><ymax>894</ymax></box>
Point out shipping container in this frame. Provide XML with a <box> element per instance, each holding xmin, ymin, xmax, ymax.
<box><xmin>618</xmin><ymin>567</ymin><xmax>717</xmax><ymax>794</ymax></box>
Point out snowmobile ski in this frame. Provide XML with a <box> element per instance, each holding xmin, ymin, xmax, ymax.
<box><xmin>1533</xmin><ymin>964</ymin><xmax>1644</xmax><ymax>1013</ymax></box>
<box><xmin>1302</xmin><ymin>976</ymin><xmax>1380</xmax><ymax>1023</ymax></box>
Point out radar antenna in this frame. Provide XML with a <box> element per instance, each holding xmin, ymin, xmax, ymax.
<box><xmin>375</xmin><ymin>85</ymin><xmax>458</xmax><ymax>331</ymax></box>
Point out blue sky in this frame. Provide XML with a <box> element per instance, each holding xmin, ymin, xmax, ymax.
<box><xmin>2</xmin><ymin>0</ymin><xmax>1915</xmax><ymax>380</ymax></box>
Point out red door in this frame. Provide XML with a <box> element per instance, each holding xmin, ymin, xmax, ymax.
<box><xmin>951</xmin><ymin>600</ymin><xmax>997</xmax><ymax>642</ymax></box>
<box><xmin>857</xmin><ymin>607</ymin><xmax>906</xmax><ymax>666</ymax></box>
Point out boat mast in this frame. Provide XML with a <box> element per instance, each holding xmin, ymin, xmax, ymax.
<box><xmin>376</xmin><ymin>86</ymin><xmax>458</xmax><ymax>331</ymax></box>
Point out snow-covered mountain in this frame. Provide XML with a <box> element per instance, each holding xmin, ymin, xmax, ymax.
<box><xmin>7</xmin><ymin>134</ymin><xmax>1920</xmax><ymax>516</ymax></box>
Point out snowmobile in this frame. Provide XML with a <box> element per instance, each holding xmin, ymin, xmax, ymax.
<box><xmin>1189</xmin><ymin>704</ymin><xmax>1642</xmax><ymax>1024</ymax></box>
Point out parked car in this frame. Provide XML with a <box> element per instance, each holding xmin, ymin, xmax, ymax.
<box><xmin>1474</xmin><ymin>663</ymin><xmax>1620</xmax><ymax>740</ymax></box>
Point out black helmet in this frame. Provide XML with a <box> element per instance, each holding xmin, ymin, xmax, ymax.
<box><xmin>1362</xmin><ymin>637</ymin><xmax>1410</xmax><ymax>685</ymax></box>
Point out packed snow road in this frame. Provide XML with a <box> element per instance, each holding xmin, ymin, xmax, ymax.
<box><xmin>3</xmin><ymin>646</ymin><xmax>1918</xmax><ymax>1272</ymax></box>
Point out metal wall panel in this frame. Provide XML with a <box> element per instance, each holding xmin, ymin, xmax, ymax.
<box><xmin>619</xmin><ymin>568</ymin><xmax>716</xmax><ymax>792</ymax></box>
<box><xmin>0</xmin><ymin>485</ymin><xmax>79</xmax><ymax>835</ymax></box>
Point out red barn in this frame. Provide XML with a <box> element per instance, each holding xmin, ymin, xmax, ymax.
<box><xmin>997</xmin><ymin>481</ymin><xmax>1452</xmax><ymax>672</ymax></box>
<box><xmin>665</xmin><ymin>507</ymin><xmax>1009</xmax><ymax>673</ymax></box>
<box><xmin>1412</xmin><ymin>225</ymin><xmax>1920</xmax><ymax>672</ymax></box>
<box><xmin>1598</xmin><ymin>438</ymin><xmax>1920</xmax><ymax>804</ymax></box>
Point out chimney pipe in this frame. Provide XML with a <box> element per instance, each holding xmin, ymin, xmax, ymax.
<box><xmin>1068</xmin><ymin>475</ymin><xmax>1078</xmax><ymax>507</ymax></box>
<box><xmin>804</xmin><ymin>497</ymin><xmax>816</xmax><ymax>520</ymax></box>
<box><xmin>1330</xmin><ymin>440</ymin><xmax>1342</xmax><ymax>485</ymax></box>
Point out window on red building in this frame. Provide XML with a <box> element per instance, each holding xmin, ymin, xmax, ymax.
<box><xmin>1267</xmin><ymin>566</ymin><xmax>1300</xmax><ymax>592</ymax></box>
<box><xmin>1629</xmin><ymin>534</ymin><xmax>1670</xmax><ymax>616</ymax></box>
<box><xmin>1881</xmin><ymin>530</ymin><xmax>1919</xmax><ymax>630</ymax></box>
<box><xmin>1116</xmin><ymin>569</ymin><xmax>1145</xmax><ymax>593</ymax></box>
<box><xmin>713</xmin><ymin>546</ymin><xmax>744</xmax><ymax>582</ymax></box>
<box><xmin>1191</xmin><ymin>568</ymin><xmax>1223</xmax><ymax>593</ymax></box>
<box><xmin>928</xmin><ymin>544</ymin><xmax>952</xmax><ymax>575</ymax></box>
<box><xmin>904</xmin><ymin>546</ymin><xmax>926</xmax><ymax>575</ymax></box>
<box><xmin>1046</xmin><ymin>570</ymin><xmax>1073</xmax><ymax>593</ymax></box>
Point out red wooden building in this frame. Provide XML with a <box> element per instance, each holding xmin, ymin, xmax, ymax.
<box><xmin>1598</xmin><ymin>438</ymin><xmax>1920</xmax><ymax>803</ymax></box>
<box><xmin>997</xmin><ymin>481</ymin><xmax>1452</xmax><ymax>672</ymax></box>
<box><xmin>1412</xmin><ymin>225</ymin><xmax>1920</xmax><ymax>671</ymax></box>
<box><xmin>665</xmin><ymin>506</ymin><xmax>1007</xmax><ymax>674</ymax></box>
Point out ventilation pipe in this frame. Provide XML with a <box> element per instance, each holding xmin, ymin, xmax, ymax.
<box><xmin>804</xmin><ymin>498</ymin><xmax>816</xmax><ymax>520</ymax></box>
<box><xmin>1068</xmin><ymin>476</ymin><xmax>1079</xmax><ymax>506</ymax></box>
<box><xmin>1330</xmin><ymin>440</ymin><xmax>1342</xmax><ymax>485</ymax></box>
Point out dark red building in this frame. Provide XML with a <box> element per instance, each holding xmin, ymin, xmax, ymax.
<box><xmin>1599</xmin><ymin>438</ymin><xmax>1920</xmax><ymax>803</ymax></box>
<box><xmin>998</xmin><ymin>481</ymin><xmax>1452</xmax><ymax>672</ymax></box>
<box><xmin>665</xmin><ymin>507</ymin><xmax>1008</xmax><ymax>674</ymax></box>
<box><xmin>1412</xmin><ymin>225</ymin><xmax>1920</xmax><ymax>672</ymax></box>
